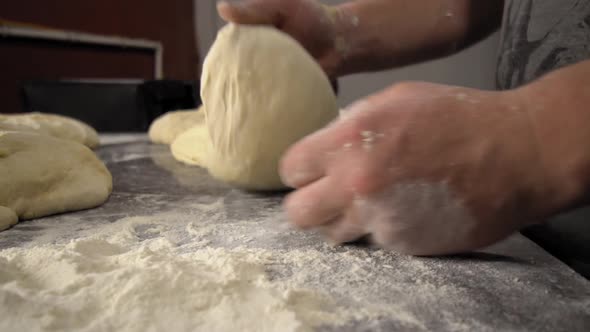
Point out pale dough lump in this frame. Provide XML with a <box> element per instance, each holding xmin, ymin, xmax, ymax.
<box><xmin>0</xmin><ymin>129</ymin><xmax>111</xmax><ymax>231</ymax></box>
<box><xmin>168</xmin><ymin>24</ymin><xmax>338</xmax><ymax>190</ymax></box>
<box><xmin>0</xmin><ymin>112</ymin><xmax>100</xmax><ymax>148</ymax></box>
<box><xmin>149</xmin><ymin>107</ymin><xmax>205</xmax><ymax>145</ymax></box>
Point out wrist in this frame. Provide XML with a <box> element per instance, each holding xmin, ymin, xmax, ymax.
<box><xmin>514</xmin><ymin>70</ymin><xmax>590</xmax><ymax>218</ymax></box>
<box><xmin>328</xmin><ymin>1</ymin><xmax>392</xmax><ymax>76</ymax></box>
<box><xmin>318</xmin><ymin>3</ymin><xmax>359</xmax><ymax>77</ymax></box>
<box><xmin>327</xmin><ymin>0</ymin><xmax>474</xmax><ymax>77</ymax></box>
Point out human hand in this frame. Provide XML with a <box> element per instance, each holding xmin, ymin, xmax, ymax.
<box><xmin>218</xmin><ymin>1</ymin><xmax>505</xmax><ymax>78</ymax></box>
<box><xmin>217</xmin><ymin>0</ymin><xmax>354</xmax><ymax>77</ymax></box>
<box><xmin>279</xmin><ymin>82</ymin><xmax>561</xmax><ymax>255</ymax></box>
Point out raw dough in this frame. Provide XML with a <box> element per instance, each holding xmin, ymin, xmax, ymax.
<box><xmin>0</xmin><ymin>131</ymin><xmax>112</xmax><ymax>230</ymax></box>
<box><xmin>0</xmin><ymin>112</ymin><xmax>100</xmax><ymax>148</ymax></box>
<box><xmin>171</xmin><ymin>121</ymin><xmax>211</xmax><ymax>166</ymax></box>
<box><xmin>148</xmin><ymin>107</ymin><xmax>205</xmax><ymax>145</ymax></box>
<box><xmin>0</xmin><ymin>206</ymin><xmax>17</xmax><ymax>231</ymax></box>
<box><xmin>172</xmin><ymin>24</ymin><xmax>338</xmax><ymax>190</ymax></box>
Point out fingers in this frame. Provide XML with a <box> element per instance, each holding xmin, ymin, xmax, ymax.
<box><xmin>280</xmin><ymin>113</ymin><xmax>362</xmax><ymax>188</ymax></box>
<box><xmin>320</xmin><ymin>209</ymin><xmax>368</xmax><ymax>244</ymax></box>
<box><xmin>279</xmin><ymin>127</ymin><xmax>333</xmax><ymax>188</ymax></box>
<box><xmin>217</xmin><ymin>0</ymin><xmax>285</xmax><ymax>25</ymax></box>
<box><xmin>279</xmin><ymin>149</ymin><xmax>324</xmax><ymax>189</ymax></box>
<box><xmin>283</xmin><ymin>176</ymin><xmax>350</xmax><ymax>229</ymax></box>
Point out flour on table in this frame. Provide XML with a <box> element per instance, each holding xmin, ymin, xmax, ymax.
<box><xmin>0</xmin><ymin>240</ymin><xmax>329</xmax><ymax>332</ymax></box>
<box><xmin>0</xmin><ymin>216</ymin><xmax>375</xmax><ymax>332</ymax></box>
<box><xmin>1</xmin><ymin>202</ymin><xmax>583</xmax><ymax>331</ymax></box>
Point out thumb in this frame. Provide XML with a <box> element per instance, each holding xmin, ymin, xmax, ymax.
<box><xmin>217</xmin><ymin>0</ymin><xmax>285</xmax><ymax>26</ymax></box>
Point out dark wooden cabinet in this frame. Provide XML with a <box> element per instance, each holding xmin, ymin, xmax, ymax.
<box><xmin>0</xmin><ymin>0</ymin><xmax>199</xmax><ymax>114</ymax></box>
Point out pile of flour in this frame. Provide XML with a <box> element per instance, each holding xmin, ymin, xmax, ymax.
<box><xmin>0</xmin><ymin>220</ymin><xmax>345</xmax><ymax>332</ymax></box>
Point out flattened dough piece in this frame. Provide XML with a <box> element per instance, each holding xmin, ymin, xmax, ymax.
<box><xmin>178</xmin><ymin>24</ymin><xmax>337</xmax><ymax>190</ymax></box>
<box><xmin>170</xmin><ymin>120</ymin><xmax>211</xmax><ymax>166</ymax></box>
<box><xmin>0</xmin><ymin>112</ymin><xmax>99</xmax><ymax>148</ymax></box>
<box><xmin>148</xmin><ymin>107</ymin><xmax>205</xmax><ymax>145</ymax></box>
<box><xmin>0</xmin><ymin>131</ymin><xmax>112</xmax><ymax>230</ymax></box>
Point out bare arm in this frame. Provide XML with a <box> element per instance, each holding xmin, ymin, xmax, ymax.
<box><xmin>517</xmin><ymin>59</ymin><xmax>590</xmax><ymax>217</ymax></box>
<box><xmin>333</xmin><ymin>0</ymin><xmax>504</xmax><ymax>75</ymax></box>
<box><xmin>218</xmin><ymin>0</ymin><xmax>504</xmax><ymax>76</ymax></box>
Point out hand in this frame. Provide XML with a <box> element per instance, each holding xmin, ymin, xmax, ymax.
<box><xmin>279</xmin><ymin>82</ymin><xmax>560</xmax><ymax>255</ymax></box>
<box><xmin>217</xmin><ymin>0</ymin><xmax>351</xmax><ymax>77</ymax></box>
<box><xmin>218</xmin><ymin>1</ymin><xmax>504</xmax><ymax>77</ymax></box>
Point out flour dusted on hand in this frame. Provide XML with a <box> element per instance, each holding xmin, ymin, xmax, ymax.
<box><xmin>172</xmin><ymin>24</ymin><xmax>338</xmax><ymax>190</ymax></box>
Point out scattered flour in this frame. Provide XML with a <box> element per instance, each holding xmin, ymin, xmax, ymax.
<box><xmin>1</xmin><ymin>196</ymin><xmax>584</xmax><ymax>331</ymax></box>
<box><xmin>0</xmin><ymin>213</ymin><xmax>413</xmax><ymax>332</ymax></box>
<box><xmin>0</xmin><ymin>222</ymin><xmax>338</xmax><ymax>332</ymax></box>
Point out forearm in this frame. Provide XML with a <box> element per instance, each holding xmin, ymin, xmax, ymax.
<box><xmin>517</xmin><ymin>59</ymin><xmax>590</xmax><ymax>217</ymax></box>
<box><xmin>330</xmin><ymin>0</ymin><xmax>504</xmax><ymax>76</ymax></box>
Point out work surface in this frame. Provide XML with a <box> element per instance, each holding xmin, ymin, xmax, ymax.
<box><xmin>1</xmin><ymin>134</ymin><xmax>589</xmax><ymax>331</ymax></box>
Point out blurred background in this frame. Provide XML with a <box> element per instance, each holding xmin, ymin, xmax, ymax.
<box><xmin>1</xmin><ymin>0</ymin><xmax>499</xmax><ymax>130</ymax></box>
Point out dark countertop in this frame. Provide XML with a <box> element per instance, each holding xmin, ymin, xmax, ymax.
<box><xmin>1</xmin><ymin>134</ymin><xmax>589</xmax><ymax>331</ymax></box>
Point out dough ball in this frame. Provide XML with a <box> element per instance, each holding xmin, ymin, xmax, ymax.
<box><xmin>0</xmin><ymin>131</ymin><xmax>112</xmax><ymax>230</ymax></box>
<box><xmin>194</xmin><ymin>24</ymin><xmax>338</xmax><ymax>190</ymax></box>
<box><xmin>0</xmin><ymin>206</ymin><xmax>17</xmax><ymax>231</ymax></box>
<box><xmin>148</xmin><ymin>107</ymin><xmax>205</xmax><ymax>145</ymax></box>
<box><xmin>0</xmin><ymin>112</ymin><xmax>99</xmax><ymax>148</ymax></box>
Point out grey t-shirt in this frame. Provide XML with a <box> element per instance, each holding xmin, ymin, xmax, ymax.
<box><xmin>496</xmin><ymin>0</ymin><xmax>590</xmax><ymax>278</ymax></box>
<box><xmin>497</xmin><ymin>0</ymin><xmax>590</xmax><ymax>89</ymax></box>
